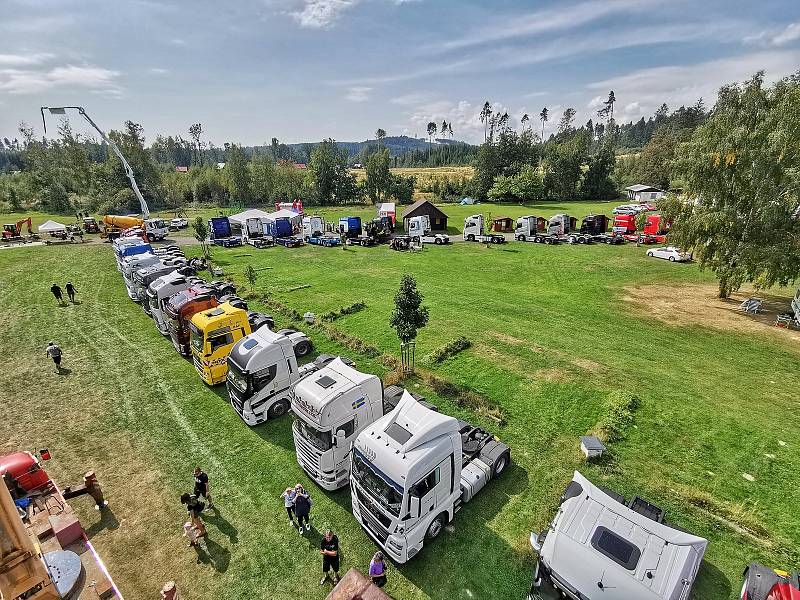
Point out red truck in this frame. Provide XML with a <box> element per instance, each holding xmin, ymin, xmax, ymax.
<box><xmin>163</xmin><ymin>282</ymin><xmax>238</xmax><ymax>356</ymax></box>
<box><xmin>741</xmin><ymin>563</ymin><xmax>800</xmax><ymax>600</ymax></box>
<box><xmin>612</xmin><ymin>214</ymin><xmax>670</xmax><ymax>243</ymax></box>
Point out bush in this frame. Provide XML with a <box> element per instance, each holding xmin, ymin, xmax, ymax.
<box><xmin>322</xmin><ymin>301</ymin><xmax>366</xmax><ymax>321</ymax></box>
<box><xmin>426</xmin><ymin>336</ymin><xmax>471</xmax><ymax>363</ymax></box>
<box><xmin>590</xmin><ymin>390</ymin><xmax>641</xmax><ymax>443</ymax></box>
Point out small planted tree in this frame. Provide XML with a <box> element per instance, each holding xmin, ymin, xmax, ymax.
<box><xmin>244</xmin><ymin>264</ymin><xmax>258</xmax><ymax>290</ymax></box>
<box><xmin>192</xmin><ymin>216</ymin><xmax>210</xmax><ymax>259</ymax></box>
<box><xmin>389</xmin><ymin>274</ymin><xmax>429</xmax><ymax>372</ymax></box>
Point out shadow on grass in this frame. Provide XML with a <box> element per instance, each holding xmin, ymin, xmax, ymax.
<box><xmin>204</xmin><ymin>509</ymin><xmax>239</xmax><ymax>544</ymax></box>
<box><xmin>55</xmin><ymin>367</ymin><xmax>72</xmax><ymax>376</ymax></box>
<box><xmin>194</xmin><ymin>537</ymin><xmax>231</xmax><ymax>573</ymax></box>
<box><xmin>85</xmin><ymin>506</ymin><xmax>120</xmax><ymax>539</ymax></box>
<box><xmin>399</xmin><ymin>461</ymin><xmax>531</xmax><ymax>598</ymax></box>
<box><xmin>694</xmin><ymin>559</ymin><xmax>732</xmax><ymax>599</ymax></box>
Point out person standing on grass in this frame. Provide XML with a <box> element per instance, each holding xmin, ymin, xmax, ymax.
<box><xmin>180</xmin><ymin>493</ymin><xmax>207</xmax><ymax>537</ymax></box>
<box><xmin>50</xmin><ymin>283</ymin><xmax>64</xmax><ymax>305</ymax></box>
<box><xmin>281</xmin><ymin>487</ymin><xmax>297</xmax><ymax>528</ymax></box>
<box><xmin>319</xmin><ymin>529</ymin><xmax>340</xmax><ymax>586</ymax></box>
<box><xmin>65</xmin><ymin>282</ymin><xmax>77</xmax><ymax>303</ymax></box>
<box><xmin>369</xmin><ymin>551</ymin><xmax>387</xmax><ymax>588</ymax></box>
<box><xmin>193</xmin><ymin>467</ymin><xmax>214</xmax><ymax>509</ymax></box>
<box><xmin>183</xmin><ymin>520</ymin><xmax>200</xmax><ymax>548</ymax></box>
<box><xmin>45</xmin><ymin>342</ymin><xmax>63</xmax><ymax>373</ymax></box>
<box><xmin>293</xmin><ymin>484</ymin><xmax>312</xmax><ymax>534</ymax></box>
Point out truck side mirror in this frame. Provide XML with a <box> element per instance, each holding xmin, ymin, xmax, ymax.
<box><xmin>333</xmin><ymin>429</ymin><xmax>345</xmax><ymax>447</ymax></box>
<box><xmin>410</xmin><ymin>495</ymin><xmax>421</xmax><ymax>518</ymax></box>
<box><xmin>529</xmin><ymin>530</ymin><xmax>545</xmax><ymax>552</ymax></box>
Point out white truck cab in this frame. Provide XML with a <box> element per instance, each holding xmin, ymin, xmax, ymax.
<box><xmin>407</xmin><ymin>215</ymin><xmax>450</xmax><ymax>245</ymax></box>
<box><xmin>124</xmin><ymin>253</ymin><xmax>185</xmax><ymax>300</ymax></box>
<box><xmin>463</xmin><ymin>214</ymin><xmax>505</xmax><ymax>244</ymax></box>
<box><xmin>243</xmin><ymin>217</ymin><xmax>274</xmax><ymax>248</ymax></box>
<box><xmin>303</xmin><ymin>215</ymin><xmax>325</xmax><ymax>239</ymax></box>
<box><xmin>147</xmin><ymin>271</ymin><xmax>205</xmax><ymax>335</ymax></box>
<box><xmin>144</xmin><ymin>218</ymin><xmax>169</xmax><ymax>242</ymax></box>
<box><xmin>350</xmin><ymin>392</ymin><xmax>510</xmax><ymax>563</ymax></box>
<box><xmin>291</xmin><ymin>359</ymin><xmax>404</xmax><ymax>490</ymax></box>
<box><xmin>226</xmin><ymin>327</ymin><xmax>316</xmax><ymax>426</ymax></box>
<box><xmin>528</xmin><ymin>471</ymin><xmax>707</xmax><ymax>600</ymax></box>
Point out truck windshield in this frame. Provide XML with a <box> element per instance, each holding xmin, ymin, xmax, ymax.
<box><xmin>352</xmin><ymin>449</ymin><xmax>403</xmax><ymax>517</ymax></box>
<box><xmin>189</xmin><ymin>323</ymin><xmax>204</xmax><ymax>354</ymax></box>
<box><xmin>294</xmin><ymin>418</ymin><xmax>332</xmax><ymax>451</ymax></box>
<box><xmin>227</xmin><ymin>362</ymin><xmax>248</xmax><ymax>394</ymax></box>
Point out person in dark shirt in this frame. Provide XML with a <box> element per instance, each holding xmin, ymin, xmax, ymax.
<box><xmin>180</xmin><ymin>493</ymin><xmax>207</xmax><ymax>536</ymax></box>
<box><xmin>319</xmin><ymin>529</ymin><xmax>340</xmax><ymax>586</ymax></box>
<box><xmin>65</xmin><ymin>282</ymin><xmax>77</xmax><ymax>303</ymax></box>
<box><xmin>193</xmin><ymin>467</ymin><xmax>214</xmax><ymax>509</ymax></box>
<box><xmin>293</xmin><ymin>484</ymin><xmax>311</xmax><ymax>534</ymax></box>
<box><xmin>50</xmin><ymin>284</ymin><xmax>64</xmax><ymax>305</ymax></box>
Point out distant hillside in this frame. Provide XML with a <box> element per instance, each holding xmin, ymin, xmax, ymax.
<box><xmin>288</xmin><ymin>135</ymin><xmax>471</xmax><ymax>161</ymax></box>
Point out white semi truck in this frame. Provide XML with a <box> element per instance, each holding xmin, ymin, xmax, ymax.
<box><xmin>548</xmin><ymin>214</ymin><xmax>594</xmax><ymax>244</ymax></box>
<box><xmin>407</xmin><ymin>215</ymin><xmax>450</xmax><ymax>245</ymax></box>
<box><xmin>514</xmin><ymin>215</ymin><xmax>560</xmax><ymax>244</ymax></box>
<box><xmin>463</xmin><ymin>214</ymin><xmax>506</xmax><ymax>244</ymax></box>
<box><xmin>243</xmin><ymin>217</ymin><xmax>275</xmax><ymax>248</ymax></box>
<box><xmin>226</xmin><ymin>327</ymin><xmax>319</xmax><ymax>426</ymax></box>
<box><xmin>121</xmin><ymin>251</ymin><xmax>184</xmax><ymax>298</ymax></box>
<box><xmin>527</xmin><ymin>471</ymin><xmax>707</xmax><ymax>600</ymax></box>
<box><xmin>350</xmin><ymin>392</ymin><xmax>510</xmax><ymax>563</ymax></box>
<box><xmin>291</xmin><ymin>360</ymin><xmax>410</xmax><ymax>490</ymax></box>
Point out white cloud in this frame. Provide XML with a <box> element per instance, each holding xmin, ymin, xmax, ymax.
<box><xmin>587</xmin><ymin>50</ymin><xmax>800</xmax><ymax>123</ymax></box>
<box><xmin>149</xmin><ymin>67</ymin><xmax>169</xmax><ymax>74</ymax></box>
<box><xmin>745</xmin><ymin>22</ymin><xmax>800</xmax><ymax>47</ymax></box>
<box><xmin>288</xmin><ymin>0</ymin><xmax>357</xmax><ymax>29</ymax></box>
<box><xmin>390</xmin><ymin>91</ymin><xmax>435</xmax><ymax>105</ymax></box>
<box><xmin>432</xmin><ymin>0</ymin><xmax>657</xmax><ymax>52</ymax></box>
<box><xmin>345</xmin><ymin>85</ymin><xmax>372</xmax><ymax>101</ymax></box>
<box><xmin>170</xmin><ymin>38</ymin><xmax>186</xmax><ymax>45</ymax></box>
<box><xmin>0</xmin><ymin>63</ymin><xmax>121</xmax><ymax>95</ymax></box>
<box><xmin>523</xmin><ymin>91</ymin><xmax>547</xmax><ymax>99</ymax></box>
<box><xmin>408</xmin><ymin>99</ymin><xmax>521</xmax><ymax>143</ymax></box>
<box><xmin>0</xmin><ymin>53</ymin><xmax>54</xmax><ymax>66</ymax></box>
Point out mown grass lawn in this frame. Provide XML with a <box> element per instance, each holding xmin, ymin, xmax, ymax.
<box><xmin>1</xmin><ymin>233</ymin><xmax>798</xmax><ymax>600</ymax></box>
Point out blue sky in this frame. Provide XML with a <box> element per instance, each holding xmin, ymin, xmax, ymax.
<box><xmin>1</xmin><ymin>0</ymin><xmax>799</xmax><ymax>145</ymax></box>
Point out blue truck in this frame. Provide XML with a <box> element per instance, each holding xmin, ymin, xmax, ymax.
<box><xmin>268</xmin><ymin>217</ymin><xmax>304</xmax><ymax>248</ymax></box>
<box><xmin>209</xmin><ymin>217</ymin><xmax>242</xmax><ymax>247</ymax></box>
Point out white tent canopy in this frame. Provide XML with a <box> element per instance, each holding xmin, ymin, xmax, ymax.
<box><xmin>269</xmin><ymin>209</ymin><xmax>302</xmax><ymax>224</ymax></box>
<box><xmin>227</xmin><ymin>209</ymin><xmax>272</xmax><ymax>226</ymax></box>
<box><xmin>38</xmin><ymin>220</ymin><xmax>67</xmax><ymax>233</ymax></box>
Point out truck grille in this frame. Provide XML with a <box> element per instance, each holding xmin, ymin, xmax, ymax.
<box><xmin>193</xmin><ymin>356</ymin><xmax>204</xmax><ymax>377</ymax></box>
<box><xmin>355</xmin><ymin>490</ymin><xmax>390</xmax><ymax>544</ymax></box>
<box><xmin>292</xmin><ymin>423</ymin><xmax>322</xmax><ymax>478</ymax></box>
<box><xmin>228</xmin><ymin>386</ymin><xmax>245</xmax><ymax>413</ymax></box>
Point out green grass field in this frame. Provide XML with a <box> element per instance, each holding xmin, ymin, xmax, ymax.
<box><xmin>1</xmin><ymin>216</ymin><xmax>798</xmax><ymax>600</ymax></box>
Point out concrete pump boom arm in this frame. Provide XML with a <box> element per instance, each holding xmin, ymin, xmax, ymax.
<box><xmin>40</xmin><ymin>105</ymin><xmax>150</xmax><ymax>219</ymax></box>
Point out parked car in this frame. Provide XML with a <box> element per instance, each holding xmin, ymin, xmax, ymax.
<box><xmin>170</xmin><ymin>217</ymin><xmax>189</xmax><ymax>230</ymax></box>
<box><xmin>612</xmin><ymin>204</ymin><xmax>641</xmax><ymax>215</ymax></box>
<box><xmin>647</xmin><ymin>246</ymin><xmax>690</xmax><ymax>262</ymax></box>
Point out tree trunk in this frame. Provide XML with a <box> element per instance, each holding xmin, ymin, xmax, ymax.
<box><xmin>718</xmin><ymin>277</ymin><xmax>730</xmax><ymax>299</ymax></box>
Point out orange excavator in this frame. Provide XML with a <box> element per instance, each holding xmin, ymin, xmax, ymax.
<box><xmin>2</xmin><ymin>217</ymin><xmax>37</xmax><ymax>243</ymax></box>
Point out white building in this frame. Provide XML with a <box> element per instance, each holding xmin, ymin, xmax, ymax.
<box><xmin>626</xmin><ymin>184</ymin><xmax>665</xmax><ymax>203</ymax></box>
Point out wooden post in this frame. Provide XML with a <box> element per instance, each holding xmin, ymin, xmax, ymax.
<box><xmin>400</xmin><ymin>342</ymin><xmax>416</xmax><ymax>374</ymax></box>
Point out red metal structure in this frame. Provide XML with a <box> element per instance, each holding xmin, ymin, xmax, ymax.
<box><xmin>0</xmin><ymin>451</ymin><xmax>51</xmax><ymax>493</ymax></box>
<box><xmin>741</xmin><ymin>563</ymin><xmax>800</xmax><ymax>600</ymax></box>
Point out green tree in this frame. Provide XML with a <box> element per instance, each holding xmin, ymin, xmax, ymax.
<box><xmin>543</xmin><ymin>129</ymin><xmax>589</xmax><ymax>199</ymax></box>
<box><xmin>375</xmin><ymin>128</ymin><xmax>386</xmax><ymax>149</ymax></box>
<box><xmin>539</xmin><ymin>107</ymin><xmax>549</xmax><ymax>142</ymax></box>
<box><xmin>307</xmin><ymin>139</ymin><xmax>357</xmax><ymax>205</ymax></box>
<box><xmin>250</xmin><ymin>154</ymin><xmax>276</xmax><ymax>202</ymax></box>
<box><xmin>480</xmin><ymin>102</ymin><xmax>493</xmax><ymax>142</ymax></box>
<box><xmin>189</xmin><ymin>123</ymin><xmax>203</xmax><ymax>166</ymax></box>
<box><xmin>662</xmin><ymin>72</ymin><xmax>800</xmax><ymax>298</ymax></box>
<box><xmin>426</xmin><ymin>122</ymin><xmax>437</xmax><ymax>158</ymax></box>
<box><xmin>225</xmin><ymin>144</ymin><xmax>251</xmax><ymax>204</ymax></box>
<box><xmin>364</xmin><ymin>148</ymin><xmax>391</xmax><ymax>203</ymax></box>
<box><xmin>580</xmin><ymin>139</ymin><xmax>617</xmax><ymax>200</ymax></box>
<box><xmin>244</xmin><ymin>264</ymin><xmax>258</xmax><ymax>289</ymax></box>
<box><xmin>634</xmin><ymin>126</ymin><xmax>681</xmax><ymax>190</ymax></box>
<box><xmin>389</xmin><ymin>274</ymin><xmax>429</xmax><ymax>344</ymax></box>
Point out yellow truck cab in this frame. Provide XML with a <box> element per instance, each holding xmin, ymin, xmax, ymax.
<box><xmin>189</xmin><ymin>301</ymin><xmax>273</xmax><ymax>385</ymax></box>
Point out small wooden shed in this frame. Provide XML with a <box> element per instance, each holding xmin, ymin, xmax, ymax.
<box><xmin>490</xmin><ymin>216</ymin><xmax>514</xmax><ymax>232</ymax></box>
<box><xmin>402</xmin><ymin>199</ymin><xmax>448</xmax><ymax>232</ymax></box>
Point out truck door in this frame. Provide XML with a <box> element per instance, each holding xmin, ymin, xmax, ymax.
<box><xmin>410</xmin><ymin>466</ymin><xmax>441</xmax><ymax>518</ymax></box>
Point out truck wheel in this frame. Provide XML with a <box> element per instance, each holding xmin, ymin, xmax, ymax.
<box><xmin>492</xmin><ymin>452</ymin><xmax>510</xmax><ymax>477</ymax></box>
<box><xmin>425</xmin><ymin>513</ymin><xmax>447</xmax><ymax>541</ymax></box>
<box><xmin>435</xmin><ymin>238</ymin><xmax>442</xmax><ymax>245</ymax></box>
<box><xmin>466</xmin><ymin>234</ymin><xmax>475</xmax><ymax>242</ymax></box>
<box><xmin>647</xmin><ymin>251</ymin><xmax>654</xmax><ymax>257</ymax></box>
<box><xmin>669</xmin><ymin>256</ymin><xmax>675</xmax><ymax>262</ymax></box>
<box><xmin>268</xmin><ymin>399</ymin><xmax>290</xmax><ymax>420</ymax></box>
<box><xmin>517</xmin><ymin>235</ymin><xmax>525</xmax><ymax>242</ymax></box>
<box><xmin>295</xmin><ymin>340</ymin><xmax>312</xmax><ymax>357</ymax></box>
<box><xmin>147</xmin><ymin>234</ymin><xmax>155</xmax><ymax>242</ymax></box>
<box><xmin>578</xmin><ymin>237</ymin><xmax>586</xmax><ymax>244</ymax></box>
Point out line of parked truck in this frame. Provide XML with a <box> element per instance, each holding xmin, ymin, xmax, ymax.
<box><xmin>110</xmin><ymin>232</ymin><xmax>512</xmax><ymax>567</ymax></box>
<box><xmin>108</xmin><ymin>232</ymin><xmax>787</xmax><ymax>600</ymax></box>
